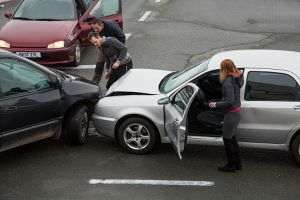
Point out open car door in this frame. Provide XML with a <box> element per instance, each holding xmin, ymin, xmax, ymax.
<box><xmin>164</xmin><ymin>83</ymin><xmax>199</xmax><ymax>160</ymax></box>
<box><xmin>88</xmin><ymin>0</ymin><xmax>123</xmax><ymax>28</ymax></box>
<box><xmin>79</xmin><ymin>0</ymin><xmax>123</xmax><ymax>45</ymax></box>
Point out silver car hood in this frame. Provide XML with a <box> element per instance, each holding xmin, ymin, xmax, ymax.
<box><xmin>106</xmin><ymin>69</ymin><xmax>172</xmax><ymax>95</ymax></box>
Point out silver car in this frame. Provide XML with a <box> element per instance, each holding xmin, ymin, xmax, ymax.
<box><xmin>93</xmin><ymin>50</ymin><xmax>300</xmax><ymax>165</ymax></box>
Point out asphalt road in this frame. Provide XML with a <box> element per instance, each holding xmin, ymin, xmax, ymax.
<box><xmin>0</xmin><ymin>0</ymin><xmax>300</xmax><ymax>200</ymax></box>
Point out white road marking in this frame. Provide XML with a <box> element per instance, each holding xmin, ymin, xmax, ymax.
<box><xmin>125</xmin><ymin>33</ymin><xmax>132</xmax><ymax>40</ymax></box>
<box><xmin>88</xmin><ymin>179</ymin><xmax>215</xmax><ymax>187</ymax></box>
<box><xmin>138</xmin><ymin>11</ymin><xmax>152</xmax><ymax>22</ymax></box>
<box><xmin>155</xmin><ymin>0</ymin><xmax>161</xmax><ymax>3</ymax></box>
<box><xmin>61</xmin><ymin>65</ymin><xmax>96</xmax><ymax>70</ymax></box>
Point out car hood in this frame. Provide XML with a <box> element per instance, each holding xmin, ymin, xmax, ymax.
<box><xmin>106</xmin><ymin>69</ymin><xmax>173</xmax><ymax>95</ymax></box>
<box><xmin>0</xmin><ymin>20</ymin><xmax>77</xmax><ymax>47</ymax></box>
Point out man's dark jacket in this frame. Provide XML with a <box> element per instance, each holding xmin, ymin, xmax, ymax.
<box><xmin>100</xmin><ymin>20</ymin><xmax>126</xmax><ymax>44</ymax></box>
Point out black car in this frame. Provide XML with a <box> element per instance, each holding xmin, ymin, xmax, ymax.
<box><xmin>0</xmin><ymin>49</ymin><xmax>100</xmax><ymax>152</ymax></box>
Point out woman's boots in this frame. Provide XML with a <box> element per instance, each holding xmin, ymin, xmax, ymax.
<box><xmin>218</xmin><ymin>137</ymin><xmax>242</xmax><ymax>172</ymax></box>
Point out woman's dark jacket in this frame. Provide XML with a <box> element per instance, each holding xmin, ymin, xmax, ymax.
<box><xmin>216</xmin><ymin>75</ymin><xmax>244</xmax><ymax>112</ymax></box>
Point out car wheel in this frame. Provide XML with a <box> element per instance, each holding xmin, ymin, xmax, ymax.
<box><xmin>291</xmin><ymin>134</ymin><xmax>300</xmax><ymax>166</ymax></box>
<box><xmin>72</xmin><ymin>42</ymin><xmax>81</xmax><ymax>66</ymax></box>
<box><xmin>117</xmin><ymin>117</ymin><xmax>157</xmax><ymax>154</ymax></box>
<box><xmin>65</xmin><ymin>105</ymin><xmax>89</xmax><ymax>145</ymax></box>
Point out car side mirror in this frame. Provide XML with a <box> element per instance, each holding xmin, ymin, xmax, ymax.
<box><xmin>49</xmin><ymin>76</ymin><xmax>61</xmax><ymax>89</ymax></box>
<box><xmin>158</xmin><ymin>97</ymin><xmax>171</xmax><ymax>105</ymax></box>
<box><xmin>4</xmin><ymin>12</ymin><xmax>12</xmax><ymax>19</ymax></box>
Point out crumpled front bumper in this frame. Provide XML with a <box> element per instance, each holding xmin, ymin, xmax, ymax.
<box><xmin>92</xmin><ymin>114</ymin><xmax>117</xmax><ymax>138</ymax></box>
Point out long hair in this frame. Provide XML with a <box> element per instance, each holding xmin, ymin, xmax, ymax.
<box><xmin>220</xmin><ymin>59</ymin><xmax>241</xmax><ymax>82</ymax></box>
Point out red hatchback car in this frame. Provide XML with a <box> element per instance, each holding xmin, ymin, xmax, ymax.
<box><xmin>0</xmin><ymin>0</ymin><xmax>123</xmax><ymax>66</ymax></box>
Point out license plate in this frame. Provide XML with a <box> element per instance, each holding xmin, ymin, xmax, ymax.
<box><xmin>16</xmin><ymin>52</ymin><xmax>41</xmax><ymax>58</ymax></box>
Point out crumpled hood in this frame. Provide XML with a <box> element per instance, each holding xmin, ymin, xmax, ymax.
<box><xmin>106</xmin><ymin>69</ymin><xmax>173</xmax><ymax>95</ymax></box>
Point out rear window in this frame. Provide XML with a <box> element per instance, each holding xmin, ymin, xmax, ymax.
<box><xmin>90</xmin><ymin>0</ymin><xmax>120</xmax><ymax>18</ymax></box>
<box><xmin>245</xmin><ymin>71</ymin><xmax>300</xmax><ymax>101</ymax></box>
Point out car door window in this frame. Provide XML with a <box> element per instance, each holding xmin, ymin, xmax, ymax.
<box><xmin>83</xmin><ymin>0</ymin><xmax>93</xmax><ymax>7</ymax></box>
<box><xmin>75</xmin><ymin>0</ymin><xmax>86</xmax><ymax>18</ymax></box>
<box><xmin>172</xmin><ymin>85</ymin><xmax>195</xmax><ymax>115</ymax></box>
<box><xmin>0</xmin><ymin>59</ymin><xmax>51</xmax><ymax>98</ymax></box>
<box><xmin>196</xmin><ymin>70</ymin><xmax>222</xmax><ymax>100</ymax></box>
<box><xmin>90</xmin><ymin>0</ymin><xmax>119</xmax><ymax>18</ymax></box>
<box><xmin>245</xmin><ymin>71</ymin><xmax>300</xmax><ymax>101</ymax></box>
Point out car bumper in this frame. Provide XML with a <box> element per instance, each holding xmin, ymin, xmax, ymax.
<box><xmin>92</xmin><ymin>114</ymin><xmax>117</xmax><ymax>138</ymax></box>
<box><xmin>6</xmin><ymin>43</ymin><xmax>77</xmax><ymax>66</ymax></box>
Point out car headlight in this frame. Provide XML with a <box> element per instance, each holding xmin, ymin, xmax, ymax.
<box><xmin>0</xmin><ymin>40</ymin><xmax>10</xmax><ymax>48</ymax></box>
<box><xmin>47</xmin><ymin>41</ymin><xmax>64</xmax><ymax>49</ymax></box>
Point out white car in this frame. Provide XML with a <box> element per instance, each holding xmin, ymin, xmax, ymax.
<box><xmin>93</xmin><ymin>50</ymin><xmax>300</xmax><ymax>165</ymax></box>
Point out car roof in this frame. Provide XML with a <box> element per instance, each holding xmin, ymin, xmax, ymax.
<box><xmin>208</xmin><ymin>49</ymin><xmax>300</xmax><ymax>75</ymax></box>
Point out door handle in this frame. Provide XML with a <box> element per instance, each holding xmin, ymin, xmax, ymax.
<box><xmin>0</xmin><ymin>106</ymin><xmax>18</xmax><ymax>112</ymax></box>
<box><xmin>293</xmin><ymin>105</ymin><xmax>300</xmax><ymax>110</ymax></box>
<box><xmin>7</xmin><ymin>106</ymin><xmax>17</xmax><ymax>112</ymax></box>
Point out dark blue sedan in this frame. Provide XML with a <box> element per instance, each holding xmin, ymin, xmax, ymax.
<box><xmin>0</xmin><ymin>49</ymin><xmax>100</xmax><ymax>152</ymax></box>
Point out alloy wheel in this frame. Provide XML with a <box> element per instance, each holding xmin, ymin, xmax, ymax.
<box><xmin>123</xmin><ymin>123</ymin><xmax>151</xmax><ymax>150</ymax></box>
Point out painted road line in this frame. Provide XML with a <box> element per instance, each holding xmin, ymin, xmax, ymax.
<box><xmin>88</xmin><ymin>179</ymin><xmax>215</xmax><ymax>187</ymax></box>
<box><xmin>60</xmin><ymin>65</ymin><xmax>96</xmax><ymax>70</ymax></box>
<box><xmin>125</xmin><ymin>33</ymin><xmax>132</xmax><ymax>40</ymax></box>
<box><xmin>138</xmin><ymin>11</ymin><xmax>152</xmax><ymax>22</ymax></box>
<box><xmin>155</xmin><ymin>0</ymin><xmax>161</xmax><ymax>3</ymax></box>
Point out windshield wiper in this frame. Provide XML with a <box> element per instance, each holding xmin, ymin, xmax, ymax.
<box><xmin>13</xmin><ymin>17</ymin><xmax>35</xmax><ymax>20</ymax></box>
<box><xmin>4</xmin><ymin>87</ymin><xmax>28</xmax><ymax>96</ymax></box>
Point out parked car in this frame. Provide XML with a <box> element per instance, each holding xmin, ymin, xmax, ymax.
<box><xmin>93</xmin><ymin>49</ymin><xmax>300</xmax><ymax>165</ymax></box>
<box><xmin>0</xmin><ymin>49</ymin><xmax>100</xmax><ymax>152</ymax></box>
<box><xmin>0</xmin><ymin>0</ymin><xmax>123</xmax><ymax>66</ymax></box>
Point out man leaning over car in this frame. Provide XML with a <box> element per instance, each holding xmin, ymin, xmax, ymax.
<box><xmin>88</xmin><ymin>32</ymin><xmax>132</xmax><ymax>89</ymax></box>
<box><xmin>87</xmin><ymin>18</ymin><xmax>126</xmax><ymax>85</ymax></box>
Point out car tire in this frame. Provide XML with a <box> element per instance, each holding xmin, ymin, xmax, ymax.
<box><xmin>71</xmin><ymin>42</ymin><xmax>81</xmax><ymax>67</ymax></box>
<box><xmin>291</xmin><ymin>134</ymin><xmax>300</xmax><ymax>166</ymax></box>
<box><xmin>65</xmin><ymin>105</ymin><xmax>89</xmax><ymax>145</ymax></box>
<box><xmin>117</xmin><ymin>117</ymin><xmax>158</xmax><ymax>154</ymax></box>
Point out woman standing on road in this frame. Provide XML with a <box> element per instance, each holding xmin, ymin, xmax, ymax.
<box><xmin>208</xmin><ymin>59</ymin><xmax>244</xmax><ymax>172</ymax></box>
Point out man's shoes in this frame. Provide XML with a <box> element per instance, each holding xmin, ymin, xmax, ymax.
<box><xmin>218</xmin><ymin>164</ymin><xmax>236</xmax><ymax>172</ymax></box>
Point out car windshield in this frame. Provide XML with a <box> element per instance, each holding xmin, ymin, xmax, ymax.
<box><xmin>14</xmin><ymin>0</ymin><xmax>76</xmax><ymax>21</ymax></box>
<box><xmin>160</xmin><ymin>60</ymin><xmax>209</xmax><ymax>93</ymax></box>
